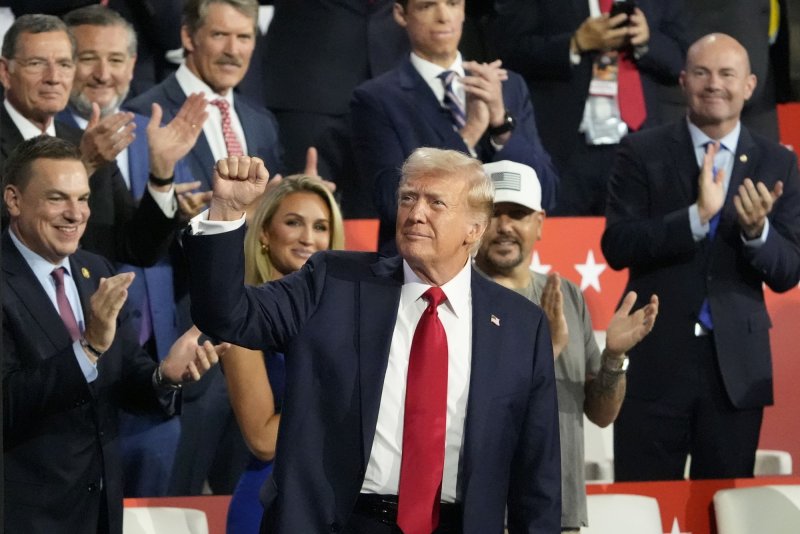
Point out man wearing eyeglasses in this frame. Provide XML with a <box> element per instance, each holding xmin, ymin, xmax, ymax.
<box><xmin>0</xmin><ymin>14</ymin><xmax>201</xmax><ymax>267</ymax></box>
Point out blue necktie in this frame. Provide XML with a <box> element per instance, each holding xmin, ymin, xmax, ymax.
<box><xmin>438</xmin><ymin>70</ymin><xmax>466</xmax><ymax>129</ymax></box>
<box><xmin>698</xmin><ymin>143</ymin><xmax>725</xmax><ymax>331</ymax></box>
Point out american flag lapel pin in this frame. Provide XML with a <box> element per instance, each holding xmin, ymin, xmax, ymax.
<box><xmin>490</xmin><ymin>314</ymin><xmax>500</xmax><ymax>326</ymax></box>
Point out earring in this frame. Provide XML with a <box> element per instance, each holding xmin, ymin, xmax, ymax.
<box><xmin>261</xmin><ymin>243</ymin><xmax>269</xmax><ymax>254</ymax></box>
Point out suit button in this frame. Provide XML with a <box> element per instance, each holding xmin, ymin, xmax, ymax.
<box><xmin>87</xmin><ymin>482</ymin><xmax>98</xmax><ymax>493</ymax></box>
<box><xmin>330</xmin><ymin>522</ymin><xmax>340</xmax><ymax>532</ymax></box>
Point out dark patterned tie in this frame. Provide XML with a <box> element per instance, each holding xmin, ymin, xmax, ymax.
<box><xmin>438</xmin><ymin>70</ymin><xmax>466</xmax><ymax>129</ymax></box>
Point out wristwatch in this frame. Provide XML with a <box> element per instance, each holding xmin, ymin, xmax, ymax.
<box><xmin>602</xmin><ymin>354</ymin><xmax>629</xmax><ymax>375</ymax></box>
<box><xmin>488</xmin><ymin>110</ymin><xmax>516</xmax><ymax>137</ymax></box>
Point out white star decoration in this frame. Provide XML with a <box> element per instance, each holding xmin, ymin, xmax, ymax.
<box><xmin>574</xmin><ymin>250</ymin><xmax>607</xmax><ymax>292</ymax></box>
<box><xmin>529</xmin><ymin>251</ymin><xmax>551</xmax><ymax>274</ymax></box>
<box><xmin>668</xmin><ymin>516</ymin><xmax>691</xmax><ymax>534</ymax></box>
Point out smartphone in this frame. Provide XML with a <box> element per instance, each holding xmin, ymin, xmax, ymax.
<box><xmin>609</xmin><ymin>0</ymin><xmax>637</xmax><ymax>26</ymax></box>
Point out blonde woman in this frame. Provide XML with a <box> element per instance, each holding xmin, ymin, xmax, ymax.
<box><xmin>225</xmin><ymin>175</ymin><xmax>344</xmax><ymax>533</ymax></box>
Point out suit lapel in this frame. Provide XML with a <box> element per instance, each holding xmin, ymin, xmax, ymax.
<box><xmin>669</xmin><ymin>122</ymin><xmax>701</xmax><ymax>203</ymax></box>
<box><xmin>0</xmin><ymin>106</ymin><xmax>25</xmax><ymax>164</ymax></box>
<box><xmin>358</xmin><ymin>256</ymin><xmax>403</xmax><ymax>466</ymax></box>
<box><xmin>2</xmin><ymin>233</ymin><xmax>72</xmax><ymax>349</ymax></box>
<box><xmin>399</xmin><ymin>59</ymin><xmax>465</xmax><ymax>149</ymax></box>
<box><xmin>460</xmin><ymin>272</ymin><xmax>503</xmax><ymax>482</ymax></box>
<box><xmin>69</xmin><ymin>254</ymin><xmax>99</xmax><ymax>321</ymax></box>
<box><xmin>128</xmin><ymin>115</ymin><xmax>151</xmax><ymax>199</ymax></box>
<box><xmin>720</xmin><ymin>126</ymin><xmax>758</xmax><ymax>233</ymax></box>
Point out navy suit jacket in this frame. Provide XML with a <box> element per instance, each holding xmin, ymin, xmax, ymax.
<box><xmin>601</xmin><ymin>121</ymin><xmax>800</xmax><ymax>409</ymax></box>
<box><xmin>2</xmin><ymin>232</ymin><xmax>178</xmax><ymax>534</ymax></box>
<box><xmin>493</xmin><ymin>0</ymin><xmax>688</xmax><ymax>167</ymax></box>
<box><xmin>124</xmin><ymin>73</ymin><xmax>284</xmax><ymax>190</ymax></box>
<box><xmin>351</xmin><ymin>57</ymin><xmax>559</xmax><ymax>252</ymax></box>
<box><xmin>56</xmin><ymin>109</ymin><xmax>192</xmax><ymax>358</ymax></box>
<box><xmin>183</xmin><ymin>228</ymin><xmax>561</xmax><ymax>533</ymax></box>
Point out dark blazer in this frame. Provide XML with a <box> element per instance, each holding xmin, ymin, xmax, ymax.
<box><xmin>124</xmin><ymin>73</ymin><xmax>284</xmax><ymax>190</ymax></box>
<box><xmin>0</xmin><ymin>105</ymin><xmax>177</xmax><ymax>267</ymax></box>
<box><xmin>350</xmin><ymin>57</ymin><xmax>559</xmax><ymax>252</ymax></box>
<box><xmin>601</xmin><ymin>121</ymin><xmax>800</xmax><ymax>409</ymax></box>
<box><xmin>183</xmin><ymin>228</ymin><xmax>561</xmax><ymax>533</ymax></box>
<box><xmin>2</xmin><ymin>232</ymin><xmax>178</xmax><ymax>534</ymax></box>
<box><xmin>493</xmin><ymin>0</ymin><xmax>689</xmax><ymax>167</ymax></box>
<box><xmin>258</xmin><ymin>0</ymin><xmax>409</xmax><ymax>116</ymax></box>
<box><xmin>56</xmin><ymin>109</ymin><xmax>190</xmax><ymax>357</ymax></box>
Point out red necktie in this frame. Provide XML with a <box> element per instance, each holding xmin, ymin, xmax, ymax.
<box><xmin>600</xmin><ymin>0</ymin><xmax>647</xmax><ymax>130</ymax></box>
<box><xmin>397</xmin><ymin>287</ymin><xmax>449</xmax><ymax>534</ymax></box>
<box><xmin>51</xmin><ymin>267</ymin><xmax>81</xmax><ymax>342</ymax></box>
<box><xmin>210</xmin><ymin>99</ymin><xmax>244</xmax><ymax>157</ymax></box>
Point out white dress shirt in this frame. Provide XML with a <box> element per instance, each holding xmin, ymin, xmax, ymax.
<box><xmin>4</xmin><ymin>99</ymin><xmax>56</xmax><ymax>137</ymax></box>
<box><xmin>361</xmin><ymin>259</ymin><xmax>473</xmax><ymax>502</ymax></box>
<box><xmin>175</xmin><ymin>63</ymin><xmax>249</xmax><ymax>161</ymax></box>
<box><xmin>410</xmin><ymin>51</ymin><xmax>467</xmax><ymax>114</ymax></box>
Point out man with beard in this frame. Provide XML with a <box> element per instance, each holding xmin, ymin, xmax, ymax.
<box><xmin>473</xmin><ymin>160</ymin><xmax>658</xmax><ymax>532</ymax></box>
<box><xmin>59</xmin><ymin>5</ymin><xmax>204</xmax><ymax>497</ymax></box>
<box><xmin>126</xmin><ymin>0</ymin><xmax>285</xmax><ymax>495</ymax></box>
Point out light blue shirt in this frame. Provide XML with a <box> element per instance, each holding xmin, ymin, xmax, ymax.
<box><xmin>8</xmin><ymin>230</ymin><xmax>98</xmax><ymax>382</ymax></box>
<box><xmin>686</xmin><ymin>119</ymin><xmax>768</xmax><ymax>246</ymax></box>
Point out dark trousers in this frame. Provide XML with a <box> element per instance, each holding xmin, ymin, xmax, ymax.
<box><xmin>551</xmin><ymin>135</ymin><xmax>617</xmax><ymax>216</ymax></box>
<box><xmin>342</xmin><ymin>495</ymin><xmax>463</xmax><ymax>534</ymax></box>
<box><xmin>614</xmin><ymin>335</ymin><xmax>763</xmax><ymax>480</ymax></box>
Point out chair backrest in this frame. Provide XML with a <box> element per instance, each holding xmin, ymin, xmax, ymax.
<box><xmin>714</xmin><ymin>485</ymin><xmax>800</xmax><ymax>534</ymax></box>
<box><xmin>123</xmin><ymin>507</ymin><xmax>209</xmax><ymax>534</ymax></box>
<box><xmin>583</xmin><ymin>494</ymin><xmax>663</xmax><ymax>534</ymax></box>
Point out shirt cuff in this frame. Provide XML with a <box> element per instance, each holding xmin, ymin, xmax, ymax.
<box><xmin>742</xmin><ymin>218</ymin><xmax>770</xmax><ymax>248</ymax></box>
<box><xmin>189</xmin><ymin>208</ymin><xmax>246</xmax><ymax>235</ymax></box>
<box><xmin>689</xmin><ymin>204</ymin><xmax>709</xmax><ymax>242</ymax></box>
<box><xmin>147</xmin><ymin>182</ymin><xmax>178</xmax><ymax>218</ymax></box>
<box><xmin>73</xmin><ymin>339</ymin><xmax>98</xmax><ymax>383</ymax></box>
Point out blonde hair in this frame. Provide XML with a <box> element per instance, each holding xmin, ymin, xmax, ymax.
<box><xmin>399</xmin><ymin>147</ymin><xmax>494</xmax><ymax>227</ymax></box>
<box><xmin>244</xmin><ymin>175</ymin><xmax>345</xmax><ymax>285</ymax></box>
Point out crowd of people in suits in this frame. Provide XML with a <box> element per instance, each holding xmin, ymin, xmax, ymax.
<box><xmin>1</xmin><ymin>0</ymin><xmax>798</xmax><ymax>533</ymax></box>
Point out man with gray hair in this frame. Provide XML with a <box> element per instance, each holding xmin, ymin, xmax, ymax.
<box><xmin>126</xmin><ymin>0</ymin><xmax>284</xmax><ymax>192</ymax></box>
<box><xmin>0</xmin><ymin>13</ymin><xmax>203</xmax><ymax>267</ymax></box>
<box><xmin>58</xmin><ymin>4</ymin><xmax>204</xmax><ymax>498</ymax></box>
<box><xmin>182</xmin><ymin>147</ymin><xmax>561</xmax><ymax>533</ymax></box>
<box><xmin>474</xmin><ymin>160</ymin><xmax>658</xmax><ymax>532</ymax></box>
<box><xmin>128</xmin><ymin>0</ymin><xmax>287</xmax><ymax>495</ymax></box>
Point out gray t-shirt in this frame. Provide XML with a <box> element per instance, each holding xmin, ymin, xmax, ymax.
<box><xmin>480</xmin><ymin>269</ymin><xmax>602</xmax><ymax>529</ymax></box>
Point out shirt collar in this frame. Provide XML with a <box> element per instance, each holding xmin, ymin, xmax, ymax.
<box><xmin>401</xmin><ymin>257</ymin><xmax>472</xmax><ymax>319</ymax></box>
<box><xmin>409</xmin><ymin>51</ymin><xmax>465</xmax><ymax>87</ymax></box>
<box><xmin>4</xmin><ymin>99</ymin><xmax>56</xmax><ymax>138</ymax></box>
<box><xmin>687</xmin><ymin>117</ymin><xmax>741</xmax><ymax>154</ymax></box>
<box><xmin>8</xmin><ymin>228</ymin><xmax>73</xmax><ymax>281</ymax></box>
<box><xmin>175</xmin><ymin>63</ymin><xmax>235</xmax><ymax>106</ymax></box>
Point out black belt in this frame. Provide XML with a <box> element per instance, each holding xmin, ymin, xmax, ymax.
<box><xmin>353</xmin><ymin>494</ymin><xmax>462</xmax><ymax>532</ymax></box>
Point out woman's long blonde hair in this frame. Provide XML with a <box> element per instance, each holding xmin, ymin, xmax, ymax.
<box><xmin>244</xmin><ymin>175</ymin><xmax>345</xmax><ymax>285</ymax></box>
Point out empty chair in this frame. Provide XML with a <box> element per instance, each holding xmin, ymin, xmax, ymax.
<box><xmin>123</xmin><ymin>507</ymin><xmax>208</xmax><ymax>534</ymax></box>
<box><xmin>755</xmin><ymin>449</ymin><xmax>793</xmax><ymax>476</ymax></box>
<box><xmin>583</xmin><ymin>494</ymin><xmax>663</xmax><ymax>534</ymax></box>
<box><xmin>714</xmin><ymin>485</ymin><xmax>800</xmax><ymax>534</ymax></box>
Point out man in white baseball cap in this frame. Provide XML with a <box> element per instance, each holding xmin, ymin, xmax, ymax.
<box><xmin>475</xmin><ymin>160</ymin><xmax>659</xmax><ymax>532</ymax></box>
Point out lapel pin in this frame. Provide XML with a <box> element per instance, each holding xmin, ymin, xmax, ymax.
<box><xmin>739</xmin><ymin>154</ymin><xmax>748</xmax><ymax>163</ymax></box>
<box><xmin>81</xmin><ymin>267</ymin><xmax>90</xmax><ymax>279</ymax></box>
<box><xmin>490</xmin><ymin>315</ymin><xmax>500</xmax><ymax>326</ymax></box>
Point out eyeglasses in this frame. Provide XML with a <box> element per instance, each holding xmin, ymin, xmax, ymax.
<box><xmin>11</xmin><ymin>57</ymin><xmax>76</xmax><ymax>75</ymax></box>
